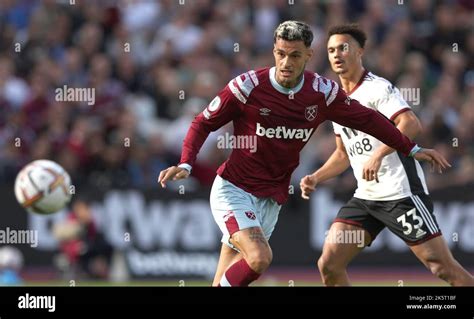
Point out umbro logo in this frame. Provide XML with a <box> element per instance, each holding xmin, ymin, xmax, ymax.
<box><xmin>259</xmin><ymin>108</ymin><xmax>271</xmax><ymax>116</ymax></box>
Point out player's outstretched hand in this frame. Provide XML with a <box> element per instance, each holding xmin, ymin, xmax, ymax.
<box><xmin>158</xmin><ymin>166</ymin><xmax>190</xmax><ymax>188</ymax></box>
<box><xmin>413</xmin><ymin>148</ymin><xmax>451</xmax><ymax>173</ymax></box>
<box><xmin>300</xmin><ymin>174</ymin><xmax>318</xmax><ymax>200</ymax></box>
<box><xmin>362</xmin><ymin>155</ymin><xmax>382</xmax><ymax>183</ymax></box>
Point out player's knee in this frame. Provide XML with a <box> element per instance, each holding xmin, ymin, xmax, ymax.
<box><xmin>317</xmin><ymin>257</ymin><xmax>325</xmax><ymax>273</ymax></box>
<box><xmin>317</xmin><ymin>256</ymin><xmax>343</xmax><ymax>278</ymax></box>
<box><xmin>428</xmin><ymin>261</ymin><xmax>452</xmax><ymax>281</ymax></box>
<box><xmin>246</xmin><ymin>249</ymin><xmax>272</xmax><ymax>273</ymax></box>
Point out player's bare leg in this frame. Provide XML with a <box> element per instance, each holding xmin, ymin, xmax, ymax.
<box><xmin>318</xmin><ymin>222</ymin><xmax>371</xmax><ymax>286</ymax></box>
<box><xmin>410</xmin><ymin>236</ymin><xmax>474</xmax><ymax>286</ymax></box>
<box><xmin>212</xmin><ymin>244</ymin><xmax>241</xmax><ymax>286</ymax></box>
<box><xmin>217</xmin><ymin>227</ymin><xmax>272</xmax><ymax>286</ymax></box>
<box><xmin>230</xmin><ymin>227</ymin><xmax>272</xmax><ymax>274</ymax></box>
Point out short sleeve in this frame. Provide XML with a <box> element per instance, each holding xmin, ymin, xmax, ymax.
<box><xmin>374</xmin><ymin>83</ymin><xmax>411</xmax><ymax>121</ymax></box>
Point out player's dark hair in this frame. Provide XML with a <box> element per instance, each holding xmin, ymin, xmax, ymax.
<box><xmin>327</xmin><ymin>23</ymin><xmax>367</xmax><ymax>48</ymax></box>
<box><xmin>274</xmin><ymin>20</ymin><xmax>313</xmax><ymax>47</ymax></box>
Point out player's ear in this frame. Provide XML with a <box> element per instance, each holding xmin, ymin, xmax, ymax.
<box><xmin>306</xmin><ymin>48</ymin><xmax>314</xmax><ymax>60</ymax></box>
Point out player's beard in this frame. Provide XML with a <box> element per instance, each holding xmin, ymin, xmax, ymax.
<box><xmin>279</xmin><ymin>67</ymin><xmax>304</xmax><ymax>88</ymax></box>
<box><xmin>276</xmin><ymin>63</ymin><xmax>306</xmax><ymax>89</ymax></box>
<box><xmin>293</xmin><ymin>71</ymin><xmax>304</xmax><ymax>86</ymax></box>
<box><xmin>294</xmin><ymin>62</ymin><xmax>307</xmax><ymax>86</ymax></box>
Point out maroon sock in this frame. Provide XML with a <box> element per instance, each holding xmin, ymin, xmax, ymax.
<box><xmin>219</xmin><ymin>259</ymin><xmax>261</xmax><ymax>287</ymax></box>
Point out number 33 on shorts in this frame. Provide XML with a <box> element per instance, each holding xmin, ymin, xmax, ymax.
<box><xmin>393</xmin><ymin>195</ymin><xmax>441</xmax><ymax>243</ymax></box>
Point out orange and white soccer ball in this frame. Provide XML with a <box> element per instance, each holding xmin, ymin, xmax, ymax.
<box><xmin>14</xmin><ymin>160</ymin><xmax>72</xmax><ymax>215</ymax></box>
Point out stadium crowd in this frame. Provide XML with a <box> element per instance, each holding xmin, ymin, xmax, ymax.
<box><xmin>0</xmin><ymin>0</ymin><xmax>473</xmax><ymax>193</ymax></box>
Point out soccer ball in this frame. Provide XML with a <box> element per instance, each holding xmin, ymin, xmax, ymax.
<box><xmin>14</xmin><ymin>160</ymin><xmax>72</xmax><ymax>215</ymax></box>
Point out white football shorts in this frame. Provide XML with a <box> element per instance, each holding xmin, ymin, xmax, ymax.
<box><xmin>210</xmin><ymin>175</ymin><xmax>281</xmax><ymax>251</ymax></box>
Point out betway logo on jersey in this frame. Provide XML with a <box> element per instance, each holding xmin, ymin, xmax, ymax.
<box><xmin>256</xmin><ymin>122</ymin><xmax>313</xmax><ymax>142</ymax></box>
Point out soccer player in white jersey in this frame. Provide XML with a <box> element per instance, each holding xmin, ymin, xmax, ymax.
<box><xmin>159</xmin><ymin>21</ymin><xmax>450</xmax><ymax>287</ymax></box>
<box><xmin>300</xmin><ymin>24</ymin><xmax>474</xmax><ymax>286</ymax></box>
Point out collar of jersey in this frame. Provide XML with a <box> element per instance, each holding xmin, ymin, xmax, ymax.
<box><xmin>269</xmin><ymin>67</ymin><xmax>304</xmax><ymax>95</ymax></box>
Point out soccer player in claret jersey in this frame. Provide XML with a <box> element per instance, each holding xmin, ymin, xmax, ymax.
<box><xmin>300</xmin><ymin>24</ymin><xmax>474</xmax><ymax>286</ymax></box>
<box><xmin>159</xmin><ymin>21</ymin><xmax>450</xmax><ymax>287</ymax></box>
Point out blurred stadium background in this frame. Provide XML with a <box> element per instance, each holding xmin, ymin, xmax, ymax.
<box><xmin>0</xmin><ymin>0</ymin><xmax>473</xmax><ymax>286</ymax></box>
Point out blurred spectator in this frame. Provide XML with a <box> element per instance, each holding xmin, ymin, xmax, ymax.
<box><xmin>0</xmin><ymin>0</ymin><xmax>472</xmax><ymax>193</ymax></box>
<box><xmin>0</xmin><ymin>245</ymin><xmax>24</xmax><ymax>286</ymax></box>
<box><xmin>53</xmin><ymin>198</ymin><xmax>113</xmax><ymax>280</ymax></box>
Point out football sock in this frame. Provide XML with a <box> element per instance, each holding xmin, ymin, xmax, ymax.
<box><xmin>219</xmin><ymin>259</ymin><xmax>260</xmax><ymax>286</ymax></box>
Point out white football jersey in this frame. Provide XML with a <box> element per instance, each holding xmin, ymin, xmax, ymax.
<box><xmin>333</xmin><ymin>71</ymin><xmax>429</xmax><ymax>200</ymax></box>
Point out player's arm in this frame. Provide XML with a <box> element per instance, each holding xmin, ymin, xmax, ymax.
<box><xmin>158</xmin><ymin>86</ymin><xmax>241</xmax><ymax>188</ymax></box>
<box><xmin>321</xmin><ymin>82</ymin><xmax>450</xmax><ymax>172</ymax></box>
<box><xmin>363</xmin><ymin>111</ymin><xmax>421</xmax><ymax>182</ymax></box>
<box><xmin>300</xmin><ymin>136</ymin><xmax>349</xmax><ymax>200</ymax></box>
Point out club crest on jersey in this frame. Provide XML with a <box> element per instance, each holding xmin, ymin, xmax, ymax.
<box><xmin>305</xmin><ymin>105</ymin><xmax>317</xmax><ymax>121</ymax></box>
